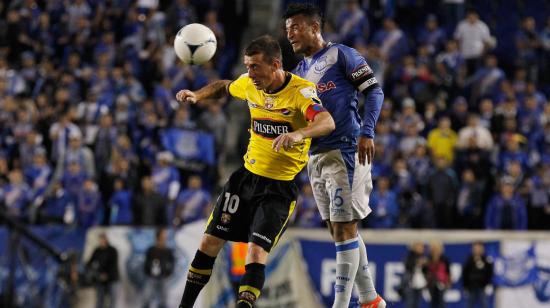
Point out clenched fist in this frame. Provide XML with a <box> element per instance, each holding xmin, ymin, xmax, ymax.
<box><xmin>176</xmin><ymin>89</ymin><xmax>198</xmax><ymax>104</ymax></box>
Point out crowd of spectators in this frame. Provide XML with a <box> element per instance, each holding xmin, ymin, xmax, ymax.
<box><xmin>291</xmin><ymin>0</ymin><xmax>550</xmax><ymax>230</ymax></box>
<box><xmin>0</xmin><ymin>0</ymin><xmax>248</xmax><ymax>229</ymax></box>
<box><xmin>0</xmin><ymin>0</ymin><xmax>549</xmax><ymax>232</ymax></box>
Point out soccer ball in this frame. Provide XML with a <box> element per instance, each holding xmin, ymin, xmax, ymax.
<box><xmin>174</xmin><ymin>23</ymin><xmax>217</xmax><ymax>65</ymax></box>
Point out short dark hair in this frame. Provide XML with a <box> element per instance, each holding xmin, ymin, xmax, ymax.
<box><xmin>244</xmin><ymin>35</ymin><xmax>282</xmax><ymax>63</ymax></box>
<box><xmin>283</xmin><ymin>3</ymin><xmax>323</xmax><ymax>26</ymax></box>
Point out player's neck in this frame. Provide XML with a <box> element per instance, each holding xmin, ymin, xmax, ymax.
<box><xmin>265</xmin><ymin>71</ymin><xmax>289</xmax><ymax>94</ymax></box>
<box><xmin>304</xmin><ymin>38</ymin><xmax>327</xmax><ymax>58</ymax></box>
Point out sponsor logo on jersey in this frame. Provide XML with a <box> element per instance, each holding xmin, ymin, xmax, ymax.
<box><xmin>252</xmin><ymin>119</ymin><xmax>292</xmax><ymax>139</ymax></box>
<box><xmin>363</xmin><ymin>77</ymin><xmax>378</xmax><ymax>87</ymax></box>
<box><xmin>248</xmin><ymin>100</ymin><xmax>293</xmax><ymax>116</ymax></box>
<box><xmin>280</xmin><ymin>108</ymin><xmax>292</xmax><ymax>115</ymax></box>
<box><xmin>247</xmin><ymin>100</ymin><xmax>260</xmax><ymax>109</ymax></box>
<box><xmin>336</xmin><ymin>275</ymin><xmax>351</xmax><ymax>282</ymax></box>
<box><xmin>350</xmin><ymin>64</ymin><xmax>373</xmax><ymax>80</ymax></box>
<box><xmin>317</xmin><ymin>81</ymin><xmax>336</xmax><ymax>93</ymax></box>
<box><xmin>216</xmin><ymin>225</ymin><xmax>229</xmax><ymax>232</ymax></box>
<box><xmin>248</xmin><ymin>100</ymin><xmax>275</xmax><ymax>110</ymax></box>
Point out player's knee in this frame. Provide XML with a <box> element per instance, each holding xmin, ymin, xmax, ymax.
<box><xmin>199</xmin><ymin>234</ymin><xmax>225</xmax><ymax>256</ymax></box>
<box><xmin>332</xmin><ymin>221</ymin><xmax>358</xmax><ymax>241</ymax></box>
<box><xmin>246</xmin><ymin>243</ymin><xmax>268</xmax><ymax>264</ymax></box>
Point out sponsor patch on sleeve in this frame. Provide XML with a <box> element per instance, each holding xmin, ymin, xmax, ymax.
<box><xmin>300</xmin><ymin>87</ymin><xmax>317</xmax><ymax>98</ymax></box>
<box><xmin>350</xmin><ymin>64</ymin><xmax>373</xmax><ymax>81</ymax></box>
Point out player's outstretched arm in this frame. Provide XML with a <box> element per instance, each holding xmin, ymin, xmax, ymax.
<box><xmin>175</xmin><ymin>80</ymin><xmax>231</xmax><ymax>105</ymax></box>
<box><xmin>272</xmin><ymin>111</ymin><xmax>335</xmax><ymax>152</ymax></box>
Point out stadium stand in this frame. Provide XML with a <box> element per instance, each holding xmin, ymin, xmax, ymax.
<box><xmin>0</xmin><ymin>0</ymin><xmax>548</xmax><ymax>307</ymax></box>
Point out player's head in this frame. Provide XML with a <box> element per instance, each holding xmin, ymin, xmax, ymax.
<box><xmin>472</xmin><ymin>241</ymin><xmax>485</xmax><ymax>256</ymax></box>
<box><xmin>99</xmin><ymin>233</ymin><xmax>109</xmax><ymax>247</ymax></box>
<box><xmin>244</xmin><ymin>35</ymin><xmax>283</xmax><ymax>91</ymax></box>
<box><xmin>156</xmin><ymin>228</ymin><xmax>168</xmax><ymax>247</ymax></box>
<box><xmin>284</xmin><ymin>3</ymin><xmax>323</xmax><ymax>56</ymax></box>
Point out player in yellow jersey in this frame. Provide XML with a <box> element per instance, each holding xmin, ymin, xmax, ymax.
<box><xmin>177</xmin><ymin>35</ymin><xmax>335</xmax><ymax>308</ymax></box>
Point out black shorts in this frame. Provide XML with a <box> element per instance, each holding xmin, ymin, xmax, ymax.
<box><xmin>205</xmin><ymin>167</ymin><xmax>299</xmax><ymax>252</ymax></box>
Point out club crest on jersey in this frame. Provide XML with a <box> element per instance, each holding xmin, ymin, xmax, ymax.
<box><xmin>264</xmin><ymin>96</ymin><xmax>275</xmax><ymax>109</ymax></box>
<box><xmin>300</xmin><ymin>86</ymin><xmax>317</xmax><ymax>98</ymax></box>
<box><xmin>314</xmin><ymin>56</ymin><xmax>328</xmax><ymax>73</ymax></box>
<box><xmin>221</xmin><ymin>213</ymin><xmax>231</xmax><ymax>224</ymax></box>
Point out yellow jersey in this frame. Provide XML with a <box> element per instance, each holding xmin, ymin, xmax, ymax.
<box><xmin>427</xmin><ymin>128</ymin><xmax>458</xmax><ymax>162</ymax></box>
<box><xmin>228</xmin><ymin>72</ymin><xmax>324</xmax><ymax>180</ymax></box>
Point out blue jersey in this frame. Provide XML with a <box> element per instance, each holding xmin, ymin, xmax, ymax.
<box><xmin>293</xmin><ymin>43</ymin><xmax>383</xmax><ymax>152</ymax></box>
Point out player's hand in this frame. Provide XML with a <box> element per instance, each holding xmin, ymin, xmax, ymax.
<box><xmin>272</xmin><ymin>130</ymin><xmax>305</xmax><ymax>152</ymax></box>
<box><xmin>176</xmin><ymin>89</ymin><xmax>198</xmax><ymax>104</ymax></box>
<box><xmin>358</xmin><ymin>136</ymin><xmax>375</xmax><ymax>165</ymax></box>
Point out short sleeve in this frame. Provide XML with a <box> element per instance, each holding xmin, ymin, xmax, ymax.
<box><xmin>297</xmin><ymin>85</ymin><xmax>326</xmax><ymax>121</ymax></box>
<box><xmin>228</xmin><ymin>73</ymin><xmax>249</xmax><ymax>100</ymax></box>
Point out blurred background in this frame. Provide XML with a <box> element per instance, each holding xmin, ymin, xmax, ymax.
<box><xmin>0</xmin><ymin>0</ymin><xmax>549</xmax><ymax>307</ymax></box>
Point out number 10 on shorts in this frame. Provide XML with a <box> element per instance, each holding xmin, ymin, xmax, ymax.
<box><xmin>223</xmin><ymin>192</ymin><xmax>240</xmax><ymax>213</ymax></box>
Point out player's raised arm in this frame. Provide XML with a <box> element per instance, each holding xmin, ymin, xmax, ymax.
<box><xmin>272</xmin><ymin>110</ymin><xmax>335</xmax><ymax>152</ymax></box>
<box><xmin>175</xmin><ymin>79</ymin><xmax>231</xmax><ymax>105</ymax></box>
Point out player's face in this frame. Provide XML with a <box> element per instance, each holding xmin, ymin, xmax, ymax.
<box><xmin>285</xmin><ymin>14</ymin><xmax>318</xmax><ymax>55</ymax></box>
<box><xmin>244</xmin><ymin>53</ymin><xmax>278</xmax><ymax>91</ymax></box>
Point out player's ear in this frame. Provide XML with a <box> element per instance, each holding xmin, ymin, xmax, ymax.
<box><xmin>311</xmin><ymin>19</ymin><xmax>321</xmax><ymax>34</ymax></box>
<box><xmin>272</xmin><ymin>57</ymin><xmax>282</xmax><ymax>71</ymax></box>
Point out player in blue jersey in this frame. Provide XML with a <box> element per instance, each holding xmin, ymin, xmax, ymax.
<box><xmin>284</xmin><ymin>4</ymin><xmax>386</xmax><ymax>308</ymax></box>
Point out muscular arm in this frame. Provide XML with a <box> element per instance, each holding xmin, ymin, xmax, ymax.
<box><xmin>175</xmin><ymin>80</ymin><xmax>231</xmax><ymax>105</ymax></box>
<box><xmin>272</xmin><ymin>111</ymin><xmax>335</xmax><ymax>152</ymax></box>
<box><xmin>297</xmin><ymin>111</ymin><xmax>335</xmax><ymax>139</ymax></box>
<box><xmin>194</xmin><ymin>80</ymin><xmax>232</xmax><ymax>100</ymax></box>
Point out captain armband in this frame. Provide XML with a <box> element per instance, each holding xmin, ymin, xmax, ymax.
<box><xmin>349</xmin><ymin>64</ymin><xmax>380</xmax><ymax>93</ymax></box>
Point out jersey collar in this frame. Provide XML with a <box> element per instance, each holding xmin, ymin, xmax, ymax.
<box><xmin>304</xmin><ymin>42</ymin><xmax>333</xmax><ymax>62</ymax></box>
<box><xmin>265</xmin><ymin>72</ymin><xmax>292</xmax><ymax>95</ymax></box>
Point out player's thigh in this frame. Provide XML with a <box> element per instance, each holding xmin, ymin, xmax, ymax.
<box><xmin>307</xmin><ymin>153</ymin><xmax>331</xmax><ymax>220</ymax></box>
<box><xmin>350</xmin><ymin>152</ymin><xmax>373</xmax><ymax>218</ymax></box>
<box><xmin>315</xmin><ymin>150</ymin><xmax>358</xmax><ymax>222</ymax></box>
<box><xmin>249</xmin><ymin>180</ymin><xmax>299</xmax><ymax>253</ymax></box>
<box><xmin>205</xmin><ymin>167</ymin><xmax>253</xmax><ymax>243</ymax></box>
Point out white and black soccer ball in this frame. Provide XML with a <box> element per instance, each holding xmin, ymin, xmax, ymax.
<box><xmin>174</xmin><ymin>23</ymin><xmax>217</xmax><ymax>65</ymax></box>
